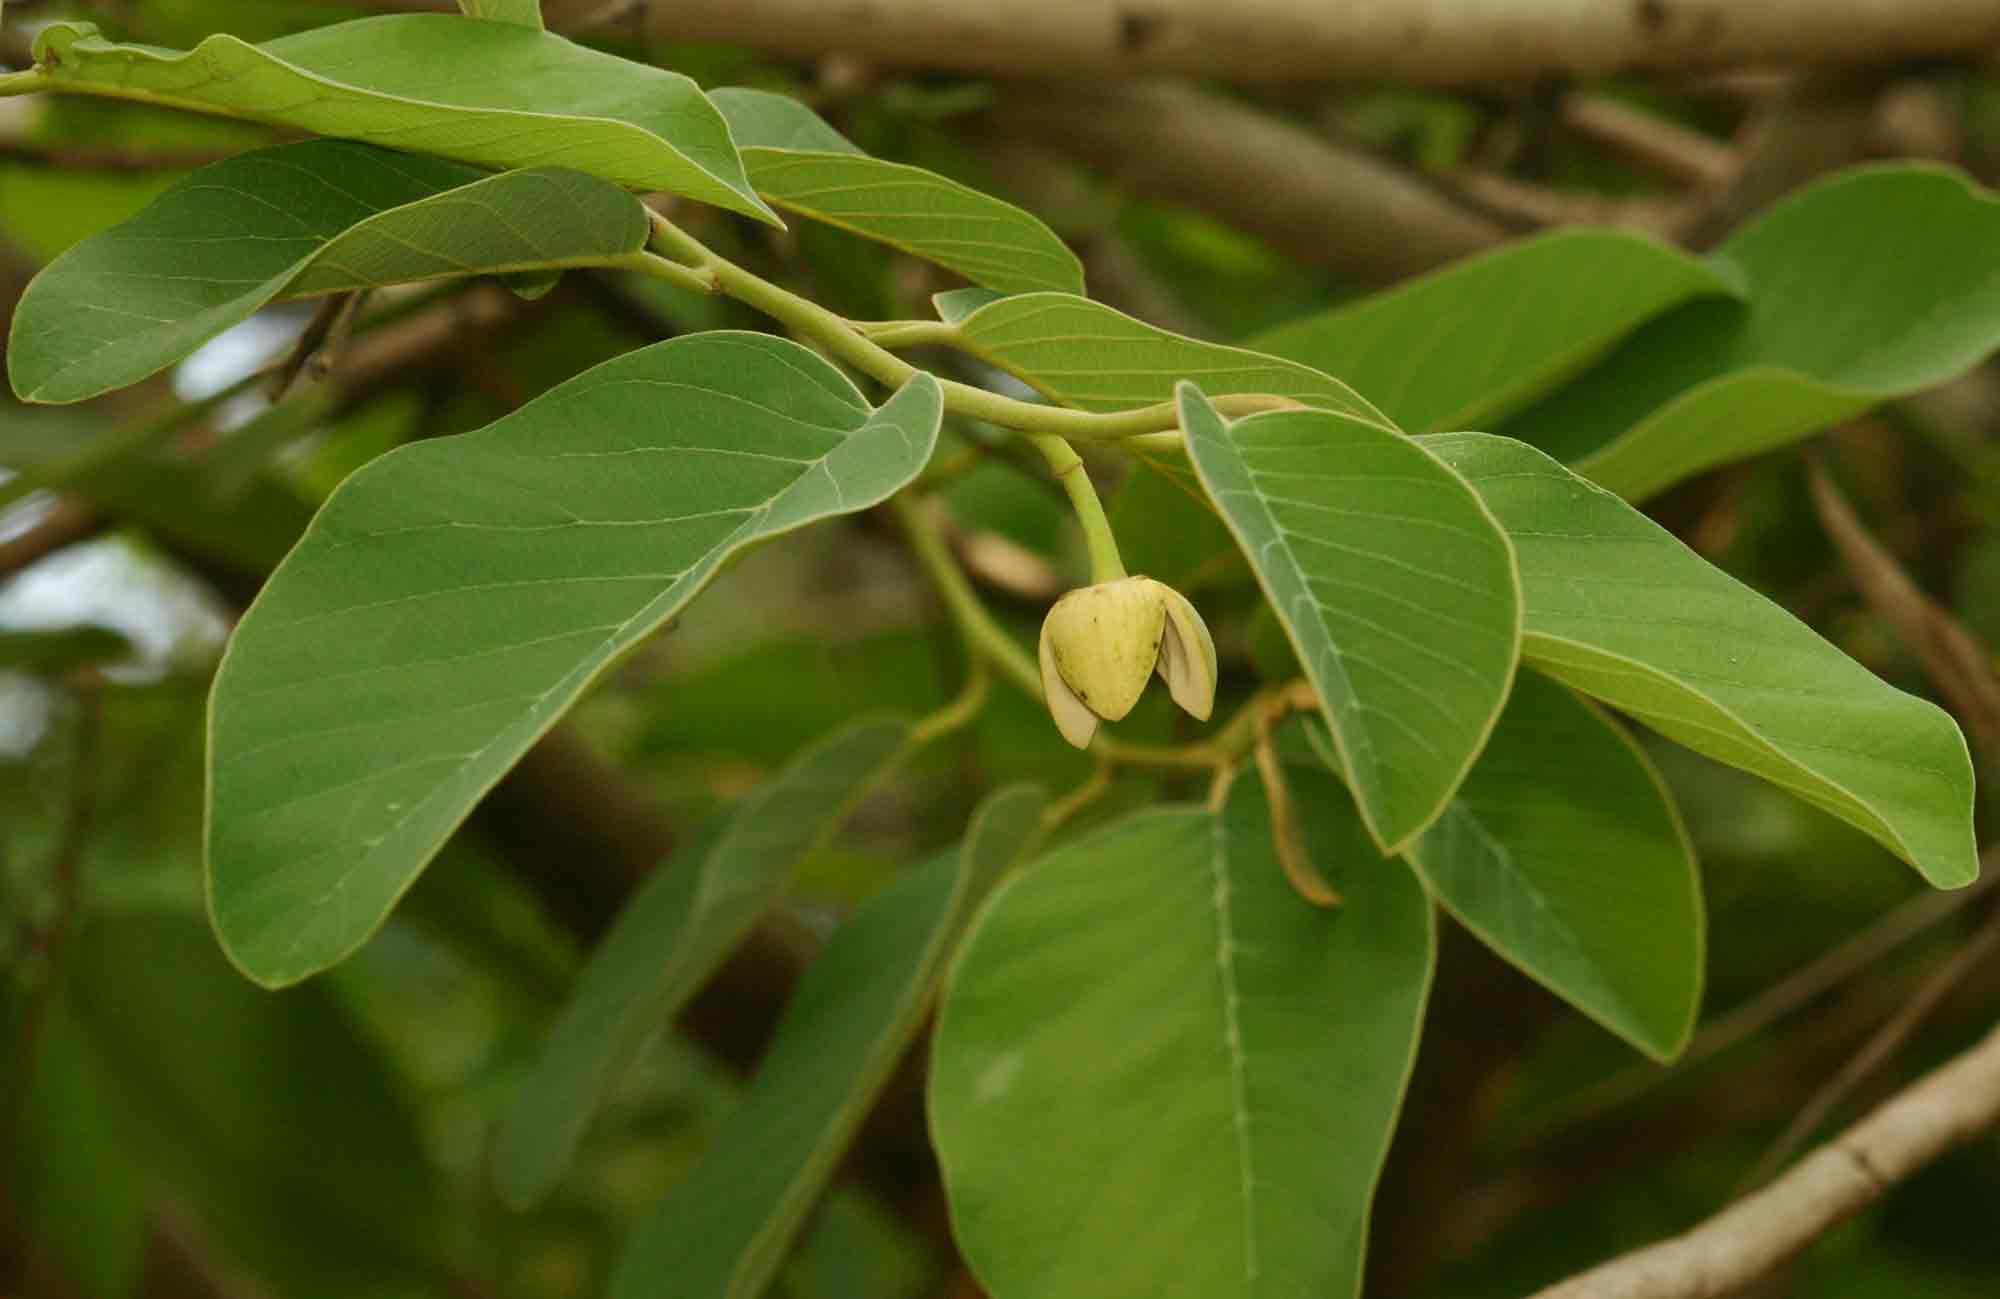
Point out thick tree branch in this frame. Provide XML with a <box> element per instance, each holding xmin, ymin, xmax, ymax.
<box><xmin>1527</xmin><ymin>1017</ymin><xmax>2000</xmax><ymax>1299</ymax></box>
<box><xmin>632</xmin><ymin>0</ymin><xmax>2000</xmax><ymax>84</ymax></box>
<box><xmin>981</xmin><ymin>81</ymin><xmax>1508</xmax><ymax>281</ymax></box>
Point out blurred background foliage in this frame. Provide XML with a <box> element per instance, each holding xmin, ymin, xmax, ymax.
<box><xmin>2</xmin><ymin>2</ymin><xmax>1999</xmax><ymax>1297</ymax></box>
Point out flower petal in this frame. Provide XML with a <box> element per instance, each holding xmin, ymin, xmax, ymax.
<box><xmin>1040</xmin><ymin>612</ymin><xmax>1101</xmax><ymax>748</ymax></box>
<box><xmin>1155</xmin><ymin>583</ymin><xmax>1218</xmax><ymax>721</ymax></box>
<box><xmin>1044</xmin><ymin>579</ymin><xmax>1164</xmax><ymax>723</ymax></box>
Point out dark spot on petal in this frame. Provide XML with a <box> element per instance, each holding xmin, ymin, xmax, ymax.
<box><xmin>1635</xmin><ymin>0</ymin><xmax>1670</xmax><ymax>33</ymax></box>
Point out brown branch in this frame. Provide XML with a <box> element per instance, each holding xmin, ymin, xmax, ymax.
<box><xmin>1538</xmin><ymin>862</ymin><xmax>2000</xmax><ymax>1139</ymax></box>
<box><xmin>0</xmin><ymin>139</ymin><xmax>235</xmax><ymax>171</ymax></box>
<box><xmin>625</xmin><ymin>0</ymin><xmax>2000</xmax><ymax>84</ymax></box>
<box><xmin>1439</xmin><ymin>170</ymin><xmax>1687</xmax><ymax>241</ymax></box>
<box><xmin>981</xmin><ymin>81</ymin><xmax>1508</xmax><ymax>282</ymax></box>
<box><xmin>1525</xmin><ymin>1017</ymin><xmax>2000</xmax><ymax>1299</ymax></box>
<box><xmin>6</xmin><ymin>688</ymin><xmax>98</xmax><ymax>1149</ymax></box>
<box><xmin>0</xmin><ymin>500</ymin><xmax>101</xmax><ymax>577</ymax></box>
<box><xmin>1561</xmin><ymin>95</ymin><xmax>1739</xmax><ymax>189</ymax></box>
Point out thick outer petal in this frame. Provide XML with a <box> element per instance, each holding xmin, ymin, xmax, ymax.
<box><xmin>1044</xmin><ymin>579</ymin><xmax>1165</xmax><ymax>723</ymax></box>
<box><xmin>1040</xmin><ymin>614</ymin><xmax>1101</xmax><ymax>748</ymax></box>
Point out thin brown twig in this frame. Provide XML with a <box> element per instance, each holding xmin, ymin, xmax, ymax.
<box><xmin>1740</xmin><ymin>902</ymin><xmax>2000</xmax><ymax>1189</ymax></box>
<box><xmin>1529</xmin><ymin>859</ymin><xmax>2000</xmax><ymax>1141</ymax></box>
<box><xmin>1807</xmin><ymin>454</ymin><xmax>2000</xmax><ymax>763</ymax></box>
<box><xmin>1560</xmin><ymin>94</ymin><xmax>1740</xmax><ymax>188</ymax></box>
<box><xmin>1527</xmin><ymin>1015</ymin><xmax>2000</xmax><ymax>1298</ymax></box>
<box><xmin>269</xmin><ymin>290</ymin><xmax>370</xmax><ymax>401</ymax></box>
<box><xmin>0</xmin><ymin>499</ymin><xmax>100</xmax><ymax>577</ymax></box>
<box><xmin>0</xmin><ymin>139</ymin><xmax>235</xmax><ymax>170</ymax></box>
<box><xmin>5</xmin><ymin>688</ymin><xmax>100</xmax><ymax>1151</ymax></box>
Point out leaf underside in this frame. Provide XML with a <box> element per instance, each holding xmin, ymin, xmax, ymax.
<box><xmin>31</xmin><ymin>16</ymin><xmax>776</xmax><ymax>223</ymax></box>
<box><xmin>9</xmin><ymin>140</ymin><xmax>647</xmax><ymax>403</ymax></box>
<box><xmin>1425</xmin><ymin>431</ymin><xmax>1976</xmax><ymax>888</ymax></box>
<box><xmin>610</xmin><ymin>786</ymin><xmax>1046</xmax><ymax>1299</ymax></box>
<box><xmin>714</xmin><ymin>88</ymin><xmax>1084</xmax><ymax>296</ymax></box>
<box><xmin>953</xmin><ymin>292</ymin><xmax>1391</xmax><ymax>427</ymax></box>
<box><xmin>493</xmin><ymin>717</ymin><xmax>916</xmax><ymax>1207</ymax></box>
<box><xmin>1406</xmin><ymin>671</ymin><xmax>1703</xmax><ymax>1059</ymax></box>
<box><xmin>931</xmin><ymin>770</ymin><xmax>1433</xmax><ymax>1299</ymax></box>
<box><xmin>1180</xmin><ymin>385</ymin><xmax>1521</xmax><ymax>852</ymax></box>
<box><xmin>206</xmin><ymin>333</ymin><xmax>942</xmax><ymax>986</ymax></box>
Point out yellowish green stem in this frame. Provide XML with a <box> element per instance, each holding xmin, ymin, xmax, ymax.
<box><xmin>907</xmin><ymin>661</ymin><xmax>991</xmax><ymax>748</ymax></box>
<box><xmin>889</xmin><ymin>494</ymin><xmax>1043</xmax><ymax>700</ymax></box>
<box><xmin>1029</xmin><ymin>435</ymin><xmax>1126</xmax><ymax>583</ymax></box>
<box><xmin>613</xmin><ymin>250</ymin><xmax>719</xmax><ymax>297</ymax></box>
<box><xmin>852</xmin><ymin>320</ymin><xmax>960</xmax><ymax>349</ymax></box>
<box><xmin>636</xmin><ymin>214</ymin><xmax>1282</xmax><ymax>445</ymax></box>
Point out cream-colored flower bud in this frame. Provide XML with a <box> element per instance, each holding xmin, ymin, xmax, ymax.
<box><xmin>1037</xmin><ymin>576</ymin><xmax>1217</xmax><ymax>748</ymax></box>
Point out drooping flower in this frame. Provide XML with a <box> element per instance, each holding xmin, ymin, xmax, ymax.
<box><xmin>1037</xmin><ymin>576</ymin><xmax>1217</xmax><ymax>748</ymax></box>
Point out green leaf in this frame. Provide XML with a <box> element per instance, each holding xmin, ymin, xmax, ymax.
<box><xmin>931</xmin><ymin>768</ymin><xmax>1434</xmax><ymax>1299</ymax></box>
<box><xmin>1179</xmin><ymin>384</ymin><xmax>1521</xmax><ymax>853</ymax></box>
<box><xmin>0</xmin><ymin>403</ymin><xmax>314</xmax><ymax>570</ymax></box>
<box><xmin>1502</xmin><ymin>165</ymin><xmax>2000</xmax><ymax>499</ymax></box>
<box><xmin>206</xmin><ymin>334</ymin><xmax>943</xmax><ymax>987</ymax></box>
<box><xmin>610</xmin><ymin>786</ymin><xmax>1047</xmax><ymax>1299</ymax></box>
<box><xmin>633</xmin><ymin>630</ymin><xmax>948</xmax><ymax>767</ymax></box>
<box><xmin>458</xmin><ymin>0</ymin><xmax>542</xmax><ymax>30</ymax></box>
<box><xmin>932</xmin><ymin>287</ymin><xmax>1008</xmax><ymax>323</ymax></box>
<box><xmin>1107</xmin><ymin>459</ymin><xmax>1239</xmax><ymax>592</ymax></box>
<box><xmin>1404</xmin><ymin>670</ymin><xmax>1703</xmax><ymax>1059</ymax></box>
<box><xmin>1424</xmin><ymin>431</ymin><xmax>1977</xmax><ymax>888</ymax></box>
<box><xmin>56</xmin><ymin>912</ymin><xmax>444</xmax><ymax>1298</ymax></box>
<box><xmin>712</xmin><ymin>89</ymin><xmax>1083</xmax><ymax>296</ymax></box>
<box><xmin>10</xmin><ymin>140</ymin><xmax>649</xmax><ymax>403</ymax></box>
<box><xmin>16</xmin><ymin>1007</ymin><xmax>149</xmax><ymax>1299</ymax></box>
<box><xmin>0</xmin><ymin>624</ymin><xmax>133</xmax><ymax>671</ymax></box>
<box><xmin>492</xmin><ymin>718</ymin><xmax>913</xmax><ymax>1208</ymax></box>
<box><xmin>950</xmin><ymin>292</ymin><xmax>1391</xmax><ymax>426</ymax></box>
<box><xmin>710</xmin><ymin>87</ymin><xmax>865</xmax><ymax>155</ymax></box>
<box><xmin>1249</xmin><ymin>228</ymin><xmax>1737</xmax><ymax>433</ymax></box>
<box><xmin>29</xmin><ymin>16</ymin><xmax>776</xmax><ymax>226</ymax></box>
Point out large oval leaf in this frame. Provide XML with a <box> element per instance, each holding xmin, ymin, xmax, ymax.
<box><xmin>1501</xmin><ymin>165</ymin><xmax>2000</xmax><ymax>499</ymax></box>
<box><xmin>610</xmin><ymin>786</ymin><xmax>1046</xmax><ymax>1299</ymax></box>
<box><xmin>931</xmin><ymin>768</ymin><xmax>1434</xmax><ymax>1299</ymax></box>
<box><xmin>29</xmin><ymin>16</ymin><xmax>776</xmax><ymax>225</ymax></box>
<box><xmin>948</xmin><ymin>291</ymin><xmax>1390</xmax><ymax>427</ymax></box>
<box><xmin>493</xmin><ymin>717</ymin><xmax>914</xmax><ymax>1208</ymax></box>
<box><xmin>1179</xmin><ymin>384</ymin><xmax>1521</xmax><ymax>852</ymax></box>
<box><xmin>1249</xmin><ymin>228</ymin><xmax>1737</xmax><ymax>433</ymax></box>
<box><xmin>712</xmin><ymin>89</ymin><xmax>1084</xmax><ymax>296</ymax></box>
<box><xmin>206</xmin><ymin>334</ymin><xmax>942</xmax><ymax>987</ymax></box>
<box><xmin>9</xmin><ymin>140</ymin><xmax>648</xmax><ymax>403</ymax></box>
<box><xmin>1404</xmin><ymin>670</ymin><xmax>1703</xmax><ymax>1059</ymax></box>
<box><xmin>1424</xmin><ymin>431</ymin><xmax>1977</xmax><ymax>888</ymax></box>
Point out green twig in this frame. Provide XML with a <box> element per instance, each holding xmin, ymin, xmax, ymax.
<box><xmin>612</xmin><ymin>249</ymin><xmax>719</xmax><ymax>297</ymax></box>
<box><xmin>853</xmin><ymin>319</ymin><xmax>960</xmax><ymax>349</ymax></box>
<box><xmin>1029</xmin><ymin>435</ymin><xmax>1125</xmax><ymax>582</ymax></box>
<box><xmin>889</xmin><ymin>494</ymin><xmax>1043</xmax><ymax>700</ymax></box>
<box><xmin>908</xmin><ymin>661</ymin><xmax>992</xmax><ymax>749</ymax></box>
<box><xmin>634</xmin><ymin>213</ymin><xmax>1278</xmax><ymax>444</ymax></box>
<box><xmin>1042</xmin><ymin>759</ymin><xmax>1114</xmax><ymax>830</ymax></box>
